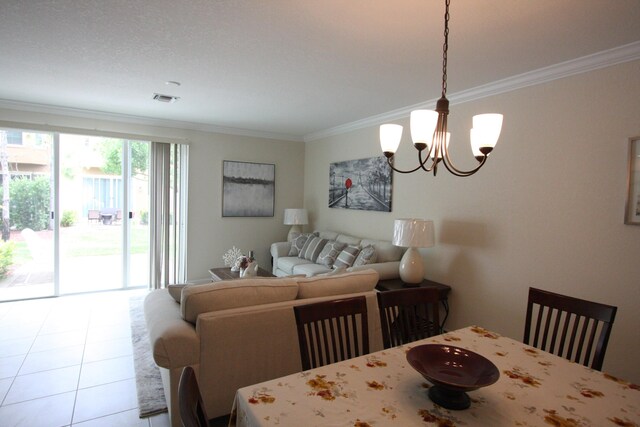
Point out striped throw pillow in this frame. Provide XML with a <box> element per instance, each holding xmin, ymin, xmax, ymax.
<box><xmin>333</xmin><ymin>245</ymin><xmax>361</xmax><ymax>269</ymax></box>
<box><xmin>299</xmin><ymin>237</ymin><xmax>328</xmax><ymax>262</ymax></box>
<box><xmin>353</xmin><ymin>245</ymin><xmax>377</xmax><ymax>267</ymax></box>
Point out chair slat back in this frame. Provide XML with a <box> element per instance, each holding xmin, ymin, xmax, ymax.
<box><xmin>523</xmin><ymin>287</ymin><xmax>617</xmax><ymax>371</ymax></box>
<box><xmin>377</xmin><ymin>287</ymin><xmax>441</xmax><ymax>349</ymax></box>
<box><xmin>178</xmin><ymin>366</ymin><xmax>209</xmax><ymax>427</ymax></box>
<box><xmin>294</xmin><ymin>296</ymin><xmax>369</xmax><ymax>370</ymax></box>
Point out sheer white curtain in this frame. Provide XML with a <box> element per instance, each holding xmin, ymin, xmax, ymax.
<box><xmin>150</xmin><ymin>141</ymin><xmax>188</xmax><ymax>289</ymax></box>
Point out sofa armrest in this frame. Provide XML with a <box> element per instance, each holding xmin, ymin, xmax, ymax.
<box><xmin>270</xmin><ymin>241</ymin><xmax>292</xmax><ymax>274</ymax></box>
<box><xmin>144</xmin><ymin>289</ymin><xmax>200</xmax><ymax>369</ymax></box>
<box><xmin>349</xmin><ymin>261</ymin><xmax>400</xmax><ymax>281</ymax></box>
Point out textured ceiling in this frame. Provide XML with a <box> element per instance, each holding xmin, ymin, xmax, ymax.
<box><xmin>1</xmin><ymin>0</ymin><xmax>640</xmax><ymax>140</ymax></box>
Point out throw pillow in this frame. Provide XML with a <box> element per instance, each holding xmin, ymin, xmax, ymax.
<box><xmin>288</xmin><ymin>233</ymin><xmax>312</xmax><ymax>256</ymax></box>
<box><xmin>353</xmin><ymin>245</ymin><xmax>377</xmax><ymax>267</ymax></box>
<box><xmin>333</xmin><ymin>245</ymin><xmax>361</xmax><ymax>269</ymax></box>
<box><xmin>299</xmin><ymin>236</ymin><xmax>328</xmax><ymax>262</ymax></box>
<box><xmin>316</xmin><ymin>240</ymin><xmax>347</xmax><ymax>268</ymax></box>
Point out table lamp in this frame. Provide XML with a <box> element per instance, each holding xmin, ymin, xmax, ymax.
<box><xmin>284</xmin><ymin>208</ymin><xmax>308</xmax><ymax>241</ymax></box>
<box><xmin>392</xmin><ymin>218</ymin><xmax>435</xmax><ymax>285</ymax></box>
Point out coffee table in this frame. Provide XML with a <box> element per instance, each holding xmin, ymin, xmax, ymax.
<box><xmin>208</xmin><ymin>266</ymin><xmax>275</xmax><ymax>281</ymax></box>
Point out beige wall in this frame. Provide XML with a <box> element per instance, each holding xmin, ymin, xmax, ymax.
<box><xmin>0</xmin><ymin>109</ymin><xmax>306</xmax><ymax>280</ymax></box>
<box><xmin>304</xmin><ymin>60</ymin><xmax>640</xmax><ymax>383</ymax></box>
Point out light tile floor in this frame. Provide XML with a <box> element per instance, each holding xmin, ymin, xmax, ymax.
<box><xmin>0</xmin><ymin>289</ymin><xmax>171</xmax><ymax>427</ymax></box>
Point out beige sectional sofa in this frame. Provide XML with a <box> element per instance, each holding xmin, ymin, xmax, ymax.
<box><xmin>144</xmin><ymin>269</ymin><xmax>383</xmax><ymax>427</ymax></box>
<box><xmin>271</xmin><ymin>230</ymin><xmax>404</xmax><ymax>280</ymax></box>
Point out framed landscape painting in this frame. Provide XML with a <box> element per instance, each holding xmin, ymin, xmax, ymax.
<box><xmin>625</xmin><ymin>137</ymin><xmax>640</xmax><ymax>225</ymax></box>
<box><xmin>328</xmin><ymin>156</ymin><xmax>392</xmax><ymax>212</ymax></box>
<box><xmin>222</xmin><ymin>161</ymin><xmax>275</xmax><ymax>217</ymax></box>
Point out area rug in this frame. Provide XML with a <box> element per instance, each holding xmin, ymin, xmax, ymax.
<box><xmin>129</xmin><ymin>295</ymin><xmax>168</xmax><ymax>418</ymax></box>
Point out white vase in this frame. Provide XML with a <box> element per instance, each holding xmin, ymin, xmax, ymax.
<box><xmin>242</xmin><ymin>261</ymin><xmax>258</xmax><ymax>277</ymax></box>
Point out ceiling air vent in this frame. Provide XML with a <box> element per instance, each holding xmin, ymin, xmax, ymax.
<box><xmin>153</xmin><ymin>93</ymin><xmax>180</xmax><ymax>103</ymax></box>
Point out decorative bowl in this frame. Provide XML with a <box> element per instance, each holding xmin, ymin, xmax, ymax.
<box><xmin>406</xmin><ymin>344</ymin><xmax>500</xmax><ymax>410</ymax></box>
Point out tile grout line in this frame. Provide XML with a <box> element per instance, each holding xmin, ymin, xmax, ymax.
<box><xmin>0</xmin><ymin>299</ymin><xmax>54</xmax><ymax>409</ymax></box>
<box><xmin>69</xmin><ymin>298</ymin><xmax>92</xmax><ymax>427</ymax></box>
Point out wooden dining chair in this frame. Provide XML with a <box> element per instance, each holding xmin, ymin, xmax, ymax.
<box><xmin>178</xmin><ymin>366</ymin><xmax>210</xmax><ymax>427</ymax></box>
<box><xmin>377</xmin><ymin>287</ymin><xmax>441</xmax><ymax>349</ymax></box>
<box><xmin>294</xmin><ymin>296</ymin><xmax>369</xmax><ymax>370</ymax></box>
<box><xmin>523</xmin><ymin>287</ymin><xmax>617</xmax><ymax>371</ymax></box>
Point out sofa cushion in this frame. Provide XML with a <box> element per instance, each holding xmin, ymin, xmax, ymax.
<box><xmin>332</xmin><ymin>245</ymin><xmax>361</xmax><ymax>269</ymax></box>
<box><xmin>299</xmin><ymin>236</ymin><xmax>328</xmax><ymax>262</ymax></box>
<box><xmin>292</xmin><ymin>263</ymin><xmax>332</xmax><ymax>277</ymax></box>
<box><xmin>288</xmin><ymin>233</ymin><xmax>313</xmax><ymax>256</ymax></box>
<box><xmin>316</xmin><ymin>240</ymin><xmax>347</xmax><ymax>268</ymax></box>
<box><xmin>180</xmin><ymin>278</ymin><xmax>299</xmax><ymax>324</ymax></box>
<box><xmin>360</xmin><ymin>238</ymin><xmax>404</xmax><ymax>262</ymax></box>
<box><xmin>317</xmin><ymin>231</ymin><xmax>339</xmax><ymax>240</ymax></box>
<box><xmin>277</xmin><ymin>256</ymin><xmax>314</xmax><ymax>275</ymax></box>
<box><xmin>353</xmin><ymin>245</ymin><xmax>377</xmax><ymax>267</ymax></box>
<box><xmin>296</xmin><ymin>269</ymin><xmax>379</xmax><ymax>299</ymax></box>
<box><xmin>336</xmin><ymin>234</ymin><xmax>362</xmax><ymax>247</ymax></box>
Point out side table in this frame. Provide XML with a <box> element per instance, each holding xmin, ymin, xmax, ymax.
<box><xmin>209</xmin><ymin>266</ymin><xmax>275</xmax><ymax>281</ymax></box>
<box><xmin>376</xmin><ymin>278</ymin><xmax>451</xmax><ymax>331</ymax></box>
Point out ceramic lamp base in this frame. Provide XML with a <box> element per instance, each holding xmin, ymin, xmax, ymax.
<box><xmin>287</xmin><ymin>225</ymin><xmax>302</xmax><ymax>242</ymax></box>
<box><xmin>399</xmin><ymin>247</ymin><xmax>425</xmax><ymax>284</ymax></box>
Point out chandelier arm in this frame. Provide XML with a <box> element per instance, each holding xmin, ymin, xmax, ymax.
<box><xmin>441</xmin><ymin>150</ymin><xmax>488</xmax><ymax>177</ymax></box>
<box><xmin>418</xmin><ymin>148</ymin><xmax>437</xmax><ymax>173</ymax></box>
<box><xmin>385</xmin><ymin>156</ymin><xmax>427</xmax><ymax>174</ymax></box>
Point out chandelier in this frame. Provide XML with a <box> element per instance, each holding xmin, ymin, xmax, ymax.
<box><xmin>379</xmin><ymin>0</ymin><xmax>503</xmax><ymax>177</ymax></box>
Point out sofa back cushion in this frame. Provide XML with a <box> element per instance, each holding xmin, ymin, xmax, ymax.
<box><xmin>180</xmin><ymin>278</ymin><xmax>299</xmax><ymax>324</ymax></box>
<box><xmin>336</xmin><ymin>233</ymin><xmax>362</xmax><ymax>247</ymax></box>
<box><xmin>360</xmin><ymin>238</ymin><xmax>404</xmax><ymax>262</ymax></box>
<box><xmin>296</xmin><ymin>269</ymin><xmax>379</xmax><ymax>299</ymax></box>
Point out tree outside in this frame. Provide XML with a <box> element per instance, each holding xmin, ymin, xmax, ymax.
<box><xmin>0</xmin><ymin>130</ymin><xmax>150</xmax><ymax>293</ymax></box>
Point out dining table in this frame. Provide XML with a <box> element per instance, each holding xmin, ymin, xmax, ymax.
<box><xmin>228</xmin><ymin>325</ymin><xmax>639</xmax><ymax>427</ymax></box>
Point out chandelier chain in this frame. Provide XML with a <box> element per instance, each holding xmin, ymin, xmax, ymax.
<box><xmin>441</xmin><ymin>0</ymin><xmax>450</xmax><ymax>98</ymax></box>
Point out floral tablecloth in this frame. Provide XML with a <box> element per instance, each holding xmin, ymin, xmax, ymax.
<box><xmin>229</xmin><ymin>326</ymin><xmax>639</xmax><ymax>426</ymax></box>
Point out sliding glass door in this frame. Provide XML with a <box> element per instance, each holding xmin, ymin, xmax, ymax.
<box><xmin>58</xmin><ymin>134</ymin><xmax>150</xmax><ymax>294</ymax></box>
<box><xmin>0</xmin><ymin>129</ymin><xmax>55</xmax><ymax>301</ymax></box>
<box><xmin>0</xmin><ymin>128</ymin><xmax>150</xmax><ymax>301</ymax></box>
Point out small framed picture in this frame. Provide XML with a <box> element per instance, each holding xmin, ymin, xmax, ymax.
<box><xmin>625</xmin><ymin>137</ymin><xmax>640</xmax><ymax>225</ymax></box>
<box><xmin>222</xmin><ymin>160</ymin><xmax>275</xmax><ymax>217</ymax></box>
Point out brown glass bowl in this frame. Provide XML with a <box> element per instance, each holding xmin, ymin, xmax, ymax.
<box><xmin>406</xmin><ymin>344</ymin><xmax>500</xmax><ymax>410</ymax></box>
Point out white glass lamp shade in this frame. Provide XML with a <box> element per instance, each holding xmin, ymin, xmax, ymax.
<box><xmin>470</xmin><ymin>128</ymin><xmax>482</xmax><ymax>158</ymax></box>
<box><xmin>393</xmin><ymin>219</ymin><xmax>435</xmax><ymax>284</ymax></box>
<box><xmin>284</xmin><ymin>209</ymin><xmax>308</xmax><ymax>242</ymax></box>
<box><xmin>410</xmin><ymin>110</ymin><xmax>439</xmax><ymax>148</ymax></box>
<box><xmin>380</xmin><ymin>124</ymin><xmax>403</xmax><ymax>154</ymax></box>
<box><xmin>472</xmin><ymin>114</ymin><xmax>503</xmax><ymax>150</ymax></box>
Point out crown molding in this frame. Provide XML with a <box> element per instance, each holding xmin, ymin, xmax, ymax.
<box><xmin>0</xmin><ymin>99</ymin><xmax>303</xmax><ymax>142</ymax></box>
<box><xmin>304</xmin><ymin>40</ymin><xmax>640</xmax><ymax>142</ymax></box>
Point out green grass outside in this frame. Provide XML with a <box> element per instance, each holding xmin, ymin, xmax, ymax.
<box><xmin>62</xmin><ymin>226</ymin><xmax>150</xmax><ymax>257</ymax></box>
<box><xmin>8</xmin><ymin>225</ymin><xmax>150</xmax><ymax>264</ymax></box>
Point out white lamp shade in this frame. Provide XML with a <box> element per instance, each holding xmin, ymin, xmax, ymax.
<box><xmin>410</xmin><ymin>110</ymin><xmax>439</xmax><ymax>148</ymax></box>
<box><xmin>470</xmin><ymin>128</ymin><xmax>482</xmax><ymax>157</ymax></box>
<box><xmin>472</xmin><ymin>114</ymin><xmax>503</xmax><ymax>149</ymax></box>
<box><xmin>380</xmin><ymin>124</ymin><xmax>403</xmax><ymax>154</ymax></box>
<box><xmin>283</xmin><ymin>209</ymin><xmax>308</xmax><ymax>225</ymax></box>
<box><xmin>392</xmin><ymin>219</ymin><xmax>435</xmax><ymax>248</ymax></box>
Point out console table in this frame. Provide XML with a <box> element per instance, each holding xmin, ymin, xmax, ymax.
<box><xmin>376</xmin><ymin>278</ymin><xmax>451</xmax><ymax>331</ymax></box>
